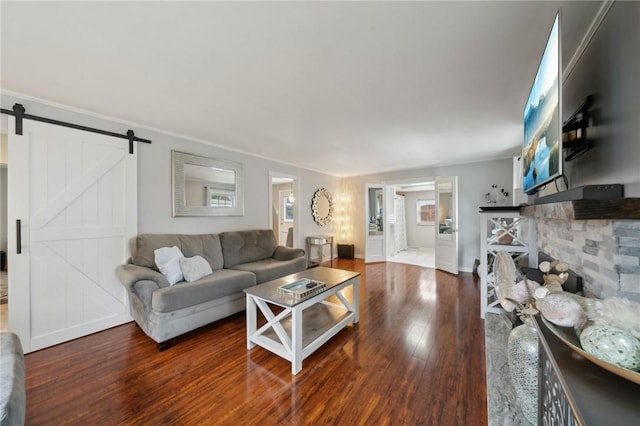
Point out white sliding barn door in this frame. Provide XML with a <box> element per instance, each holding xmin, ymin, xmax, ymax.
<box><xmin>8</xmin><ymin>119</ymin><xmax>137</xmax><ymax>353</ymax></box>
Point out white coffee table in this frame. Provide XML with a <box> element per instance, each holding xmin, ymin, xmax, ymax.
<box><xmin>244</xmin><ymin>267</ymin><xmax>360</xmax><ymax>374</ymax></box>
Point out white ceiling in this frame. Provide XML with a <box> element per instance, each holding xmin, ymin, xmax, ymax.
<box><xmin>1</xmin><ymin>1</ymin><xmax>604</xmax><ymax>177</ymax></box>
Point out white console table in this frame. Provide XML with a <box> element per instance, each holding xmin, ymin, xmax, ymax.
<box><xmin>479</xmin><ymin>208</ymin><xmax>536</xmax><ymax>319</ymax></box>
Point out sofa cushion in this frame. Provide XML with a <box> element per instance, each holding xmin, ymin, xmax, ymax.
<box><xmin>154</xmin><ymin>246</ymin><xmax>184</xmax><ymax>285</ymax></box>
<box><xmin>179</xmin><ymin>256</ymin><xmax>213</xmax><ymax>282</ymax></box>
<box><xmin>220</xmin><ymin>230</ymin><xmax>278</xmax><ymax>268</ymax></box>
<box><xmin>151</xmin><ymin>269</ymin><xmax>256</xmax><ymax>313</ymax></box>
<box><xmin>229</xmin><ymin>257</ymin><xmax>308</xmax><ymax>284</ymax></box>
<box><xmin>132</xmin><ymin>234</ymin><xmax>224</xmax><ymax>272</ymax></box>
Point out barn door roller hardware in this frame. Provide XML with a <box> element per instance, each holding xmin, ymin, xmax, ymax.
<box><xmin>1</xmin><ymin>103</ymin><xmax>152</xmax><ymax>154</ymax></box>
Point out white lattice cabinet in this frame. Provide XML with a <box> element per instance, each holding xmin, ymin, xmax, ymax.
<box><xmin>479</xmin><ymin>210</ymin><xmax>537</xmax><ymax>319</ymax></box>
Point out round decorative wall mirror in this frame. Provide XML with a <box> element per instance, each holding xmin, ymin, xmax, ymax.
<box><xmin>311</xmin><ymin>188</ymin><xmax>334</xmax><ymax>226</ymax></box>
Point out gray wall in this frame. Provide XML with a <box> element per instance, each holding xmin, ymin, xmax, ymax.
<box><xmin>0</xmin><ymin>94</ymin><xmax>340</xmax><ymax>252</ymax></box>
<box><xmin>348</xmin><ymin>157</ymin><xmax>514</xmax><ymax>272</ymax></box>
<box><xmin>400</xmin><ymin>190</ymin><xmax>435</xmax><ymax>249</ymax></box>
<box><xmin>537</xmin><ymin>1</ymin><xmax>640</xmax><ymax>198</ymax></box>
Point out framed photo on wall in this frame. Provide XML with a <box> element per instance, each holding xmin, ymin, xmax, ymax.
<box><xmin>417</xmin><ymin>199</ymin><xmax>435</xmax><ymax>225</ymax></box>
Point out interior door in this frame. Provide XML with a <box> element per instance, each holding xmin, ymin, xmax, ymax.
<box><xmin>385</xmin><ymin>185</ymin><xmax>397</xmax><ymax>259</ymax></box>
<box><xmin>269</xmin><ymin>172</ymin><xmax>299</xmax><ymax>249</ymax></box>
<box><xmin>8</xmin><ymin>118</ymin><xmax>137</xmax><ymax>353</ymax></box>
<box><xmin>278</xmin><ymin>189</ymin><xmax>294</xmax><ymax>246</ymax></box>
<box><xmin>364</xmin><ymin>184</ymin><xmax>385</xmax><ymax>263</ymax></box>
<box><xmin>435</xmin><ymin>176</ymin><xmax>458</xmax><ymax>275</ymax></box>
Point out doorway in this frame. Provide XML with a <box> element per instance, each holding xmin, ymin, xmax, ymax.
<box><xmin>385</xmin><ymin>179</ymin><xmax>436</xmax><ymax>269</ymax></box>
<box><xmin>269</xmin><ymin>172</ymin><xmax>299</xmax><ymax>248</ymax></box>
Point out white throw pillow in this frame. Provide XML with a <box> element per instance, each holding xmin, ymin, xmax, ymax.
<box><xmin>179</xmin><ymin>256</ymin><xmax>213</xmax><ymax>282</ymax></box>
<box><xmin>154</xmin><ymin>246</ymin><xmax>184</xmax><ymax>285</ymax></box>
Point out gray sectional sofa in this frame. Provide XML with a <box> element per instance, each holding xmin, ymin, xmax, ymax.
<box><xmin>0</xmin><ymin>332</ymin><xmax>25</xmax><ymax>426</ymax></box>
<box><xmin>116</xmin><ymin>229</ymin><xmax>306</xmax><ymax>348</ymax></box>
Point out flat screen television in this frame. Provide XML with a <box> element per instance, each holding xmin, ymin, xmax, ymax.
<box><xmin>522</xmin><ymin>12</ymin><xmax>562</xmax><ymax>195</ymax></box>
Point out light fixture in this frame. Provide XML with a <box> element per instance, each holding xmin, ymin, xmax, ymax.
<box><xmin>288</xmin><ymin>180</ymin><xmax>295</xmax><ymax>203</ymax></box>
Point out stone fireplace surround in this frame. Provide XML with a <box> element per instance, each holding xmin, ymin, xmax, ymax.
<box><xmin>485</xmin><ymin>196</ymin><xmax>640</xmax><ymax>425</ymax></box>
<box><xmin>521</xmin><ymin>198</ymin><xmax>640</xmax><ymax>302</ymax></box>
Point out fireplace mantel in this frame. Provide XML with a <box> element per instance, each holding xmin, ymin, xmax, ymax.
<box><xmin>521</xmin><ymin>198</ymin><xmax>640</xmax><ymax>220</ymax></box>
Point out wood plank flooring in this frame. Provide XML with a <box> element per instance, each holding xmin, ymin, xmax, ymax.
<box><xmin>23</xmin><ymin>259</ymin><xmax>487</xmax><ymax>425</ymax></box>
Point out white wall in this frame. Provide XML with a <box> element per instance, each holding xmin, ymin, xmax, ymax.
<box><xmin>0</xmin><ymin>94</ymin><xmax>339</xmax><ymax>252</ymax></box>
<box><xmin>400</xmin><ymin>190</ymin><xmax>435</xmax><ymax>249</ymax></box>
<box><xmin>185</xmin><ymin>180</ymin><xmax>206</xmax><ymax>206</ymax></box>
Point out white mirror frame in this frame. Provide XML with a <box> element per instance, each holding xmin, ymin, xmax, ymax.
<box><xmin>311</xmin><ymin>187</ymin><xmax>334</xmax><ymax>226</ymax></box>
<box><xmin>172</xmin><ymin>150</ymin><xmax>244</xmax><ymax>217</ymax></box>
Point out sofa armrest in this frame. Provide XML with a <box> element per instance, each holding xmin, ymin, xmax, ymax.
<box><xmin>115</xmin><ymin>264</ymin><xmax>169</xmax><ymax>291</ymax></box>
<box><xmin>0</xmin><ymin>332</ymin><xmax>25</xmax><ymax>426</ymax></box>
<box><xmin>272</xmin><ymin>246</ymin><xmax>305</xmax><ymax>261</ymax></box>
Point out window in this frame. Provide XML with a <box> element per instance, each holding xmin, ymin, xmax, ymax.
<box><xmin>417</xmin><ymin>199</ymin><xmax>435</xmax><ymax>225</ymax></box>
<box><xmin>283</xmin><ymin>195</ymin><xmax>294</xmax><ymax>222</ymax></box>
<box><xmin>208</xmin><ymin>189</ymin><xmax>235</xmax><ymax>208</ymax></box>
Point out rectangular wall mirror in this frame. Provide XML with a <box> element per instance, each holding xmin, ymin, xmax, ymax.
<box><xmin>172</xmin><ymin>150</ymin><xmax>244</xmax><ymax>216</ymax></box>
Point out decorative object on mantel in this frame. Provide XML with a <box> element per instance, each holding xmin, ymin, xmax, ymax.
<box><xmin>494</xmin><ymin>251</ymin><xmax>539</xmax><ymax>425</ymax></box>
<box><xmin>590</xmin><ymin>297</ymin><xmax>640</xmax><ymax>339</ymax></box>
<box><xmin>311</xmin><ymin>188</ymin><xmax>334</xmax><ymax>226</ymax></box>
<box><xmin>484</xmin><ymin>184</ymin><xmax>510</xmax><ymax>206</ymax></box>
<box><xmin>538</xmin><ymin>293</ymin><xmax>585</xmax><ymax>328</ymax></box>
<box><xmin>507</xmin><ymin>321</ymin><xmax>538</xmax><ymax>425</ymax></box>
<box><xmin>540</xmin><ymin>294</ymin><xmax>640</xmax><ymax>381</ymax></box>
<box><xmin>541</xmin><ymin>317</ymin><xmax>640</xmax><ymax>385</ymax></box>
<box><xmin>495</xmin><ymin>250</ymin><xmax>640</xmax><ymax>386</ymax></box>
<box><xmin>580</xmin><ymin>325</ymin><xmax>640</xmax><ymax>371</ymax></box>
<box><xmin>537</xmin><ymin>259</ymin><xmax>570</xmax><ymax>295</ymax></box>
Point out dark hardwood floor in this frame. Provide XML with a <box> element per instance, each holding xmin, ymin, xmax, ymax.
<box><xmin>24</xmin><ymin>259</ymin><xmax>487</xmax><ymax>425</ymax></box>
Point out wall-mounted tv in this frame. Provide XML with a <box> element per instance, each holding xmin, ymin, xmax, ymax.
<box><xmin>522</xmin><ymin>12</ymin><xmax>562</xmax><ymax>195</ymax></box>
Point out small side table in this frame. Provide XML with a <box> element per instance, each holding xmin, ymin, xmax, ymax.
<box><xmin>337</xmin><ymin>244</ymin><xmax>354</xmax><ymax>259</ymax></box>
<box><xmin>306</xmin><ymin>235</ymin><xmax>333</xmax><ymax>268</ymax></box>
